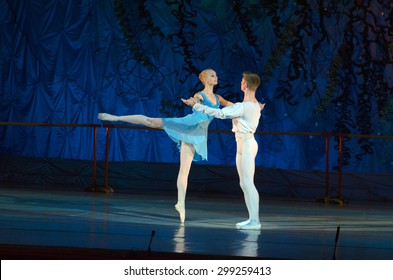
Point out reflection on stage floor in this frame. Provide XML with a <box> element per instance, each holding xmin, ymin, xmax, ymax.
<box><xmin>1</xmin><ymin>183</ymin><xmax>393</xmax><ymax>260</ymax></box>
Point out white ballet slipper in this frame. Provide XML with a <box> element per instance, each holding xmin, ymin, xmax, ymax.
<box><xmin>237</xmin><ymin>221</ymin><xmax>261</xmax><ymax>230</ymax></box>
<box><xmin>98</xmin><ymin>113</ymin><xmax>117</xmax><ymax>121</ymax></box>
<box><xmin>175</xmin><ymin>203</ymin><xmax>186</xmax><ymax>224</ymax></box>
<box><xmin>236</xmin><ymin>219</ymin><xmax>251</xmax><ymax>229</ymax></box>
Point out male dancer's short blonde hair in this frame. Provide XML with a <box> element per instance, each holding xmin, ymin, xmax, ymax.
<box><xmin>243</xmin><ymin>72</ymin><xmax>260</xmax><ymax>91</ymax></box>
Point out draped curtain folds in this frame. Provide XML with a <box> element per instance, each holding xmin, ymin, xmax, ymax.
<box><xmin>0</xmin><ymin>0</ymin><xmax>392</xmax><ymax>173</ymax></box>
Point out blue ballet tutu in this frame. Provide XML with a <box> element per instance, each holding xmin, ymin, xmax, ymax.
<box><xmin>162</xmin><ymin>93</ymin><xmax>220</xmax><ymax>161</ymax></box>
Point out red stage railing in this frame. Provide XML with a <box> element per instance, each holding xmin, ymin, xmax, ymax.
<box><xmin>1</xmin><ymin>121</ymin><xmax>392</xmax><ymax>202</ymax></box>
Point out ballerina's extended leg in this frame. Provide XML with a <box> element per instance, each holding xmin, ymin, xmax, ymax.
<box><xmin>98</xmin><ymin>113</ymin><xmax>163</xmax><ymax>128</ymax></box>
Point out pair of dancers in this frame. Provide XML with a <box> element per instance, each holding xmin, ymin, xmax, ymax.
<box><xmin>98</xmin><ymin>69</ymin><xmax>264</xmax><ymax>230</ymax></box>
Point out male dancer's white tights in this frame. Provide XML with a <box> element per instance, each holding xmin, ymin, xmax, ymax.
<box><xmin>235</xmin><ymin>135</ymin><xmax>260</xmax><ymax>229</ymax></box>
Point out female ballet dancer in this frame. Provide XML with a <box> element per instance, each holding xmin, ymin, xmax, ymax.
<box><xmin>98</xmin><ymin>69</ymin><xmax>232</xmax><ymax>224</ymax></box>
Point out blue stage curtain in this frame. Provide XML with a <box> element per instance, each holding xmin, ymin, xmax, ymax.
<box><xmin>1</xmin><ymin>0</ymin><xmax>392</xmax><ymax>173</ymax></box>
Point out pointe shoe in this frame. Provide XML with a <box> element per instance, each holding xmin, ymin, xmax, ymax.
<box><xmin>237</xmin><ymin>221</ymin><xmax>261</xmax><ymax>230</ymax></box>
<box><xmin>175</xmin><ymin>203</ymin><xmax>186</xmax><ymax>224</ymax></box>
<box><xmin>236</xmin><ymin>219</ymin><xmax>251</xmax><ymax>229</ymax></box>
<box><xmin>98</xmin><ymin>113</ymin><xmax>117</xmax><ymax>121</ymax></box>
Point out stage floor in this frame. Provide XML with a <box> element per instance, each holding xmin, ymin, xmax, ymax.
<box><xmin>1</xmin><ymin>183</ymin><xmax>393</xmax><ymax>260</ymax></box>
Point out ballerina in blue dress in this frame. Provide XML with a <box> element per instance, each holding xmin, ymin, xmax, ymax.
<box><xmin>98</xmin><ymin>69</ymin><xmax>232</xmax><ymax>224</ymax></box>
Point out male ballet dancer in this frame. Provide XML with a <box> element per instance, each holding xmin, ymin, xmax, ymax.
<box><xmin>182</xmin><ymin>71</ymin><xmax>264</xmax><ymax>230</ymax></box>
